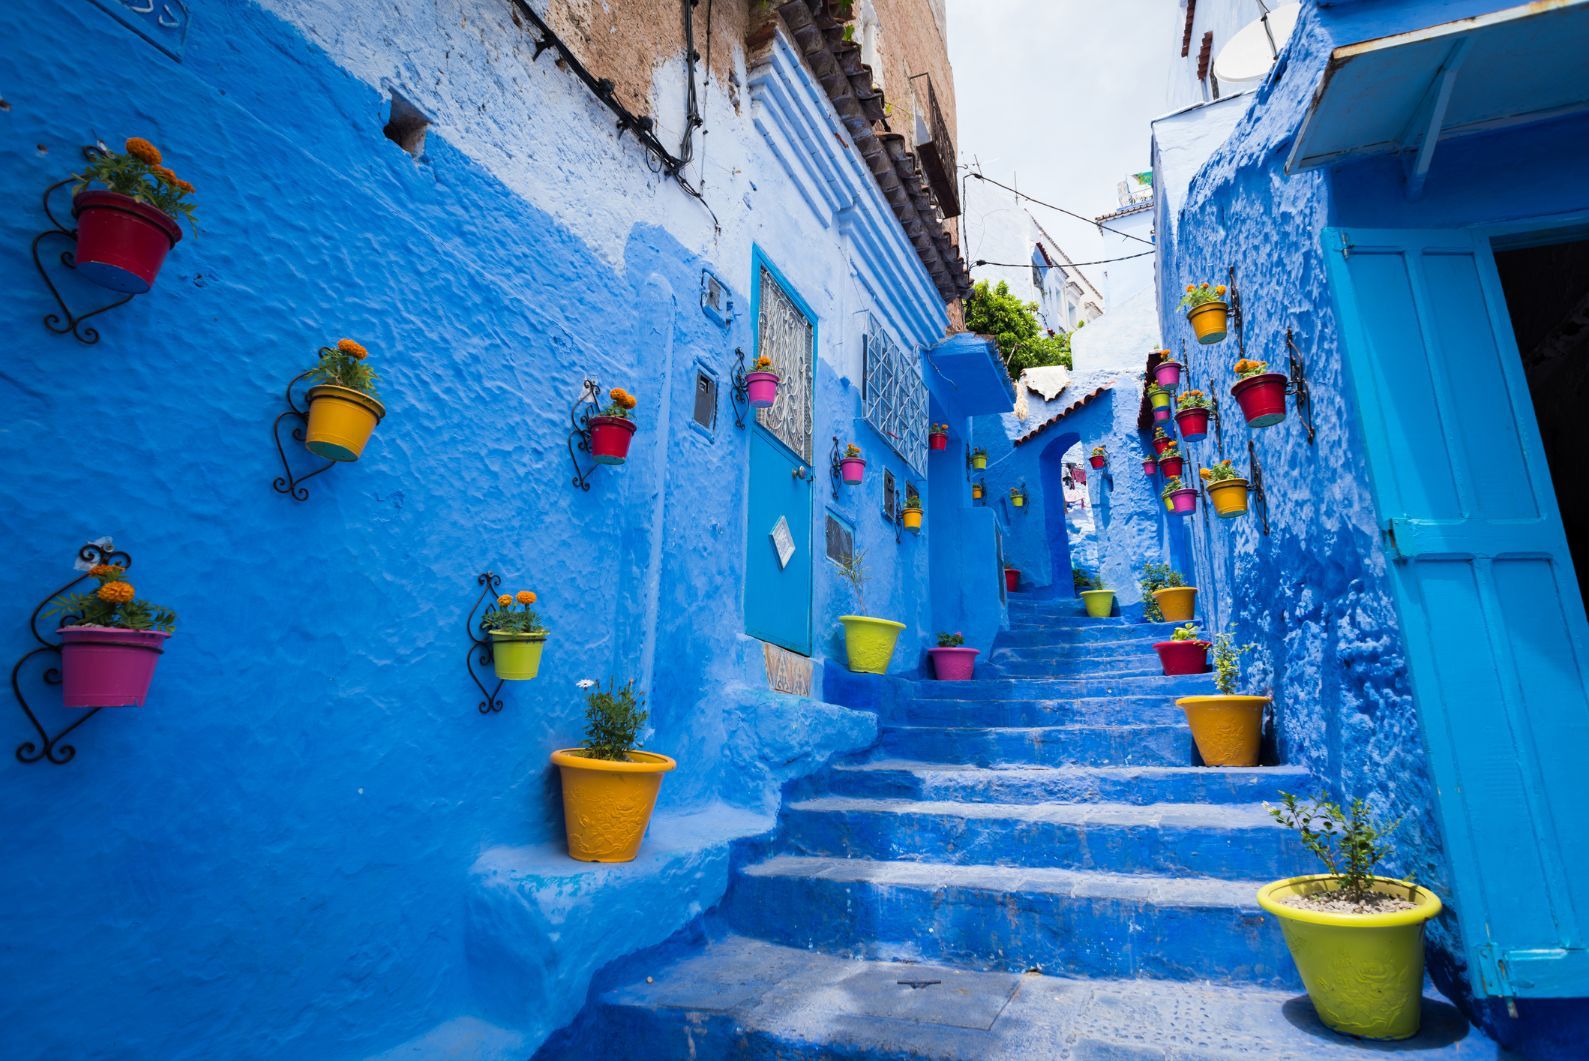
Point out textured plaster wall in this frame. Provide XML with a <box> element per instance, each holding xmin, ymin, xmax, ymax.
<box><xmin>0</xmin><ymin>2</ymin><xmax>990</xmax><ymax>1057</ymax></box>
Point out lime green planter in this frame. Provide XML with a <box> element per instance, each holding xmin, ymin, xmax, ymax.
<box><xmin>1080</xmin><ymin>590</ymin><xmax>1114</xmax><ymax>618</ymax></box>
<box><xmin>839</xmin><ymin>615</ymin><xmax>905</xmax><ymax>674</ymax></box>
<box><xmin>489</xmin><ymin>631</ymin><xmax>548</xmax><ymax>680</ymax></box>
<box><xmin>1257</xmin><ymin>875</ymin><xmax>1442</xmax><ymax>1041</ymax></box>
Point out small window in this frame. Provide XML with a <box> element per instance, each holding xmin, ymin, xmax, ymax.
<box><xmin>692</xmin><ymin>370</ymin><xmax>718</xmax><ymax>432</ymax></box>
<box><xmin>882</xmin><ymin>469</ymin><xmax>897</xmax><ymax>520</ymax></box>
<box><xmin>383</xmin><ymin>91</ymin><xmax>430</xmax><ymax>158</ymax></box>
<box><xmin>825</xmin><ymin>513</ymin><xmax>854</xmax><ymax>566</ymax></box>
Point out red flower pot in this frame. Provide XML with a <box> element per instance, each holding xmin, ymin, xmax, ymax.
<box><xmin>841</xmin><ymin>457</ymin><xmax>865</xmax><ymax>484</ymax></box>
<box><xmin>1153</xmin><ymin>360</ymin><xmax>1184</xmax><ymax>389</ymax></box>
<box><xmin>1089</xmin><ymin>455</ymin><xmax>1106</xmax><ymax>469</ymax></box>
<box><xmin>744</xmin><ymin>371</ymin><xmax>780</xmax><ymax>409</ymax></box>
<box><xmin>1153</xmin><ymin>435</ymin><xmax>1173</xmax><ymax>456</ymax></box>
<box><xmin>929</xmin><ymin>431</ymin><xmax>948</xmax><ymax>451</ymax></box>
<box><xmin>589</xmin><ymin>415</ymin><xmax>637</xmax><ymax>465</ymax></box>
<box><xmin>1231</xmin><ymin>373</ymin><xmax>1289</xmax><ymax>429</ymax></box>
<box><xmin>1169</xmin><ymin>488</ymin><xmax>1198</xmax><ymax>515</ymax></box>
<box><xmin>58</xmin><ymin>626</ymin><xmax>171</xmax><ymax>707</ymax></box>
<box><xmin>1004</xmin><ymin>568</ymin><xmax>1020</xmax><ymax>592</ymax></box>
<box><xmin>71</xmin><ymin>190</ymin><xmax>183</xmax><ymax>294</ymax></box>
<box><xmin>1142</xmin><ymin>458</ymin><xmax>1157</xmax><ymax>476</ymax></box>
<box><xmin>1154</xmin><ymin>639</ymin><xmax>1210</xmax><ymax>676</ymax></box>
<box><xmin>928</xmin><ymin>646</ymin><xmax>979</xmax><ymax>681</ymax></box>
<box><xmin>1159</xmin><ymin>456</ymin><xmax>1184</xmax><ymax>479</ymax></box>
<box><xmin>1175</xmin><ymin>407</ymin><xmax>1210</xmax><ymax>441</ymax></box>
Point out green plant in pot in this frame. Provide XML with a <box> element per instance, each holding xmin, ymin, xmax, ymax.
<box><xmin>1138</xmin><ymin>561</ymin><xmax>1191</xmax><ymax>623</ymax></box>
<box><xmin>1176</xmin><ymin>632</ymin><xmax>1269</xmax><ymax>766</ymax></box>
<box><xmin>1259</xmin><ymin>794</ymin><xmax>1441</xmax><ymax>1041</ymax></box>
<box><xmin>550</xmin><ymin>678</ymin><xmax>675</xmax><ymax>862</ymax></box>
<box><xmin>1073</xmin><ymin>567</ymin><xmax>1114</xmax><ymax>619</ymax></box>
<box><xmin>835</xmin><ymin>549</ymin><xmax>904</xmax><ymax>674</ymax></box>
<box><xmin>482</xmin><ymin>589</ymin><xmax>548</xmax><ymax>681</ymax></box>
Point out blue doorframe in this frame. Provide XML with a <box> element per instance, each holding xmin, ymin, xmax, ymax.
<box><xmin>743</xmin><ymin>248</ymin><xmax>817</xmax><ymax>655</ymax></box>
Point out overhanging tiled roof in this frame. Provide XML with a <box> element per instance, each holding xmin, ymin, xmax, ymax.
<box><xmin>1095</xmin><ymin>199</ymin><xmax>1154</xmax><ymax>224</ymax></box>
<box><xmin>1013</xmin><ymin>383</ymin><xmax>1113</xmax><ymax>446</ymax></box>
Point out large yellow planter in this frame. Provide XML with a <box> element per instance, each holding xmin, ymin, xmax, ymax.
<box><xmin>1207</xmin><ymin>477</ymin><xmax>1250</xmax><ymax>518</ymax></box>
<box><xmin>305</xmin><ymin>385</ymin><xmax>385</xmax><ymax>461</ymax></box>
<box><xmin>839</xmin><ymin>615</ymin><xmax>905</xmax><ymax>674</ymax></box>
<box><xmin>1187</xmin><ymin>301</ymin><xmax>1229</xmax><ymax>344</ymax></box>
<box><xmin>903</xmin><ymin>509</ymin><xmax>922</xmax><ymax>532</ymax></box>
<box><xmin>1080</xmin><ymin>589</ymin><xmax>1115</xmax><ymax>618</ymax></box>
<box><xmin>1176</xmin><ymin>694</ymin><xmax>1269</xmax><ymax>766</ymax></box>
<box><xmin>1258</xmin><ymin>875</ymin><xmax>1442</xmax><ymax>1041</ymax></box>
<box><xmin>1153</xmin><ymin>586</ymin><xmax>1198</xmax><ymax>622</ymax></box>
<box><xmin>551</xmin><ymin>748</ymin><xmax>677</xmax><ymax>862</ymax></box>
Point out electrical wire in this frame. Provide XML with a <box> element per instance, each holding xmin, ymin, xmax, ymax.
<box><xmin>974</xmin><ymin>249</ymin><xmax>1155</xmax><ymax>268</ymax></box>
<box><xmin>965</xmin><ymin>171</ymin><xmax>1156</xmax><ymax>247</ymax></box>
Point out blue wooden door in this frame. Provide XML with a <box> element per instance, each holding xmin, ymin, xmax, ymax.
<box><xmin>1326</xmin><ymin>226</ymin><xmax>1589</xmax><ymax>999</ymax></box>
<box><xmin>744</xmin><ymin>259</ymin><xmax>815</xmax><ymax>654</ymax></box>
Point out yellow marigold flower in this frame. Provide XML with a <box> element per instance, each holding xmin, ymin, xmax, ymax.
<box><xmin>1200</xmin><ymin>468</ymin><xmax>1213</xmax><ymax>481</ymax></box>
<box><xmin>516</xmin><ymin>590</ymin><xmax>536</xmax><ymax>605</ymax></box>
<box><xmin>88</xmin><ymin>563</ymin><xmax>124</xmax><ymax>578</ymax></box>
<box><xmin>497</xmin><ymin>594</ymin><xmax>512</xmax><ymax>607</ymax></box>
<box><xmin>125</xmin><ymin>137</ymin><xmax>162</xmax><ymax>165</ymax></box>
<box><xmin>337</xmin><ymin>338</ymin><xmax>367</xmax><ymax>360</ymax></box>
<box><xmin>1214</xmin><ymin>284</ymin><xmax>1227</xmax><ymax>295</ymax></box>
<box><xmin>97</xmin><ymin>581</ymin><xmax>135</xmax><ymax>604</ymax></box>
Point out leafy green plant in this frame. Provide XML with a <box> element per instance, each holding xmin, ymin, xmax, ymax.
<box><xmin>1158</xmin><ymin>441</ymin><xmax>1181</xmax><ymax>461</ymax></box>
<box><xmin>1161</xmin><ymin>476</ymin><xmax>1186</xmax><ymax>497</ymax></box>
<box><xmin>964</xmin><ymin>280</ymin><xmax>1073</xmax><ymax>379</ymax></box>
<box><xmin>1138</xmin><ymin>562</ymin><xmax>1185</xmax><ymax>622</ymax></box>
<box><xmin>1211</xmin><ymin>631</ymin><xmax>1255</xmax><ymax>694</ymax></box>
<box><xmin>308</xmin><ymin>339</ymin><xmax>380</xmax><ymax>397</ymax></box>
<box><xmin>936</xmin><ymin>631</ymin><xmax>965</xmax><ymax>648</ymax></box>
<box><xmin>1269</xmin><ymin>793</ymin><xmax>1407</xmax><ymax>904</ymax></box>
<box><xmin>1170</xmin><ymin>622</ymin><xmax>1205</xmax><ymax>643</ymax></box>
<box><xmin>48</xmin><ymin>562</ymin><xmax>175</xmax><ymax>633</ymax></box>
<box><xmin>75</xmin><ymin>136</ymin><xmax>198</xmax><ymax>228</ymax></box>
<box><xmin>1090</xmin><ymin>445</ymin><xmax>1106</xmax><ymax>458</ymax></box>
<box><xmin>1152</xmin><ymin>426</ymin><xmax>1170</xmax><ymax>445</ymax></box>
<box><xmin>1145</xmin><ymin>381</ymin><xmax>1165</xmax><ymax>397</ymax></box>
<box><xmin>1178</xmin><ymin>281</ymin><xmax>1228</xmax><ymax>311</ymax></box>
<box><xmin>844</xmin><ymin>442</ymin><xmax>862</xmax><ymax>459</ymax></box>
<box><xmin>1176</xmin><ymin>389</ymin><xmax>1211</xmax><ymax>410</ymax></box>
<box><xmin>483</xmin><ymin>589</ymin><xmax>546</xmax><ymax>635</ymax></box>
<box><xmin>836</xmin><ymin>548</ymin><xmax>868</xmax><ymax>613</ymax></box>
<box><xmin>1201</xmin><ymin>459</ymin><xmax>1242</xmax><ymax>484</ymax></box>
<box><xmin>1234</xmin><ymin>358</ymin><xmax>1269</xmax><ymax>380</ymax></box>
<box><xmin>577</xmin><ymin>678</ymin><xmax>649</xmax><ymax>762</ymax></box>
<box><xmin>903</xmin><ymin>493</ymin><xmax>922</xmax><ymax>512</ymax></box>
<box><xmin>1072</xmin><ymin>567</ymin><xmax>1100</xmax><ymax>593</ymax></box>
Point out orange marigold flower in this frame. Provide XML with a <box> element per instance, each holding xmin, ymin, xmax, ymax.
<box><xmin>1214</xmin><ymin>284</ymin><xmax>1227</xmax><ymax>295</ymax></box>
<box><xmin>97</xmin><ymin>581</ymin><xmax>135</xmax><ymax>604</ymax></box>
<box><xmin>152</xmin><ymin>165</ymin><xmax>178</xmax><ymax>184</ymax></box>
<box><xmin>88</xmin><ymin>563</ymin><xmax>124</xmax><ymax>578</ymax></box>
<box><xmin>1200</xmin><ymin>282</ymin><xmax>1211</xmax><ymax>289</ymax></box>
<box><xmin>337</xmin><ymin>338</ymin><xmax>367</xmax><ymax>360</ymax></box>
<box><xmin>1184</xmin><ymin>284</ymin><xmax>1195</xmax><ymax>293</ymax></box>
<box><xmin>1200</xmin><ymin>468</ymin><xmax>1214</xmax><ymax>481</ymax></box>
<box><xmin>620</xmin><ymin>393</ymin><xmax>637</xmax><ymax>410</ymax></box>
<box><xmin>125</xmin><ymin>137</ymin><xmax>162</xmax><ymax>165</ymax></box>
<box><xmin>609</xmin><ymin>387</ymin><xmax>625</xmax><ymax>402</ymax></box>
<box><xmin>516</xmin><ymin>590</ymin><xmax>536</xmax><ymax>605</ymax></box>
<box><xmin>174</xmin><ymin>179</ymin><xmax>195</xmax><ymax>195</ymax></box>
<box><xmin>497</xmin><ymin>594</ymin><xmax>512</xmax><ymax>607</ymax></box>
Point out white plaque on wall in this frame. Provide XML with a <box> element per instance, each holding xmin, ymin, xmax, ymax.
<box><xmin>770</xmin><ymin>516</ymin><xmax>795</xmax><ymax>569</ymax></box>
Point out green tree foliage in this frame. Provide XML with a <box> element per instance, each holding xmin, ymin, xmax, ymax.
<box><xmin>580</xmin><ymin>679</ymin><xmax>649</xmax><ymax>762</ymax></box>
<box><xmin>964</xmin><ymin>280</ymin><xmax>1073</xmax><ymax>379</ymax></box>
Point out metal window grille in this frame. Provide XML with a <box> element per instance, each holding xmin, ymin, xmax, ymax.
<box><xmin>825</xmin><ymin>514</ymin><xmax>854</xmax><ymax>566</ymax></box>
<box><xmin>755</xmin><ymin>267</ymin><xmax>814</xmax><ymax>462</ymax></box>
<box><xmin>883</xmin><ymin>469</ymin><xmax>897</xmax><ymax>520</ymax></box>
<box><xmin>862</xmin><ymin>315</ymin><xmax>927</xmax><ymax>476</ymax></box>
<box><xmin>692</xmin><ymin>370</ymin><xmax>718</xmax><ymax>432</ymax></box>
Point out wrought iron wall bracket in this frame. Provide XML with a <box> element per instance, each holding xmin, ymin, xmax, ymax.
<box><xmin>1211</xmin><ymin>395</ymin><xmax>1226</xmax><ymax>458</ymax></box>
<box><xmin>1284</xmin><ymin>328</ymin><xmax>1316</xmax><ymax>444</ymax></box>
<box><xmin>728</xmin><ymin>347</ymin><xmax>750</xmax><ymax>430</ymax></box>
<box><xmin>884</xmin><ymin>505</ymin><xmax>904</xmax><ymax>544</ymax></box>
<box><xmin>1248</xmin><ymin>439</ymin><xmax>1271</xmax><ymax>536</ymax></box>
<box><xmin>33</xmin><ymin>148</ymin><xmax>135</xmax><ymax>345</ymax></box>
<box><xmin>11</xmin><ymin>543</ymin><xmax>132</xmax><ymax>765</ymax></box>
<box><xmin>271</xmin><ymin>368</ymin><xmax>338</xmax><ymax>502</ymax></box>
<box><xmin>567</xmin><ymin>379</ymin><xmax>604</xmax><ymax>491</ymax></box>
<box><xmin>466</xmin><ymin>572</ymin><xmax>506</xmax><ymax>715</ymax></box>
<box><xmin>828</xmin><ymin>436</ymin><xmax>844</xmax><ymax>500</ymax></box>
<box><xmin>1228</xmin><ymin>265</ymin><xmax>1245</xmax><ymax>355</ymax></box>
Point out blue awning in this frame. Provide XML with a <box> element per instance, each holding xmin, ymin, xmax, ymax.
<box><xmin>924</xmin><ymin>333</ymin><xmax>1015</xmax><ymax>416</ymax></box>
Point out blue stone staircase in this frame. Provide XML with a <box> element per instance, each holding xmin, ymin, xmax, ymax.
<box><xmin>540</xmin><ymin>597</ymin><xmax>1500</xmax><ymax>1058</ymax></box>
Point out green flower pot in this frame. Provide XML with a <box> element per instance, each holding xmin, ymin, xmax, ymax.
<box><xmin>1080</xmin><ymin>590</ymin><xmax>1115</xmax><ymax>618</ymax></box>
<box><xmin>489</xmin><ymin>631</ymin><xmax>548</xmax><ymax>680</ymax></box>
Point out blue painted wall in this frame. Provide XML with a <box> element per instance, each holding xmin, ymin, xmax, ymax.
<box><xmin>0</xmin><ymin>3</ymin><xmax>1002</xmax><ymax>1056</ymax></box>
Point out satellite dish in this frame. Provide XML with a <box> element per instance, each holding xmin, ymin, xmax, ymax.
<box><xmin>1214</xmin><ymin>2</ymin><xmax>1301</xmax><ymax>90</ymax></box>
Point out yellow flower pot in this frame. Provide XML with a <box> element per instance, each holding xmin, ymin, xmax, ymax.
<box><xmin>1163</xmin><ymin>492</ymin><xmax>1175</xmax><ymax>512</ymax></box>
<box><xmin>839</xmin><ymin>615</ymin><xmax>905</xmax><ymax>674</ymax></box>
<box><xmin>1153</xmin><ymin>586</ymin><xmax>1197</xmax><ymax>622</ymax></box>
<box><xmin>1187</xmin><ymin>301</ymin><xmax>1229</xmax><ymax>344</ymax></box>
<box><xmin>488</xmin><ymin>631</ymin><xmax>547</xmax><ymax>680</ymax></box>
<box><xmin>1207</xmin><ymin>477</ymin><xmax>1250</xmax><ymax>518</ymax></box>
<box><xmin>550</xmin><ymin>748</ymin><xmax>677</xmax><ymax>862</ymax></box>
<box><xmin>1080</xmin><ymin>589</ymin><xmax>1114</xmax><ymax>618</ymax></box>
<box><xmin>972</xmin><ymin>485</ymin><xmax>984</xmax><ymax>500</ymax></box>
<box><xmin>305</xmin><ymin>385</ymin><xmax>385</xmax><ymax>461</ymax></box>
<box><xmin>1176</xmin><ymin>695</ymin><xmax>1269</xmax><ymax>766</ymax></box>
<box><xmin>1011</xmin><ymin>496</ymin><xmax>1025</xmax><ymax>508</ymax></box>
<box><xmin>903</xmin><ymin>509</ymin><xmax>922</xmax><ymax>532</ymax></box>
<box><xmin>971</xmin><ymin>454</ymin><xmax>987</xmax><ymax>470</ymax></box>
<box><xmin>1257</xmin><ymin>875</ymin><xmax>1442</xmax><ymax>1041</ymax></box>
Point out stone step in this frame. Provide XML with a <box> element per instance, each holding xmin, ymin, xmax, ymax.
<box><xmin>552</xmin><ymin>934</ymin><xmax>1496</xmax><ymax>1060</ymax></box>
<box><xmin>989</xmin><ymin>642</ymin><xmax>1171</xmax><ymax>665</ymax></box>
<box><xmin>824</xmin><ymin>760</ymin><xmax>1312</xmax><ymax>806</ymax></box>
<box><xmin>995</xmin><ymin>629</ymin><xmax>1181</xmax><ymax>653</ymax></box>
<box><xmin>778</xmin><ymin>797</ymin><xmax>1311</xmax><ymax>878</ymax></box>
<box><xmin>875</xmin><ymin>723</ymin><xmax>1194</xmax><ymax>767</ymax></box>
<box><xmin>890</xmin><ymin>694</ymin><xmax>1182</xmax><ymax>728</ymax></box>
<box><xmin>911</xmin><ymin>673</ymin><xmax>1217</xmax><ymax>700</ymax></box>
<box><xmin>723</xmin><ymin>856</ymin><xmax>1299</xmax><ymax>988</ymax></box>
<box><xmin>987</xmin><ymin>656</ymin><xmax>1171</xmax><ymax>679</ymax></box>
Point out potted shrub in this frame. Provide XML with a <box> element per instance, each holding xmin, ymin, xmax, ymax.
<box><xmin>1201</xmin><ymin>459</ymin><xmax>1251</xmax><ymax>518</ymax></box>
<box><xmin>304</xmin><ymin>338</ymin><xmax>385</xmax><ymax>462</ymax></box>
<box><xmin>1154</xmin><ymin>622</ymin><xmax>1210</xmax><ymax>675</ymax></box>
<box><xmin>1004</xmin><ymin>567</ymin><xmax>1020</xmax><ymax>592</ymax></box>
<box><xmin>1075</xmin><ymin>569</ymin><xmax>1114</xmax><ymax>618</ymax></box>
<box><xmin>970</xmin><ymin>447</ymin><xmax>988</xmax><ymax>470</ymax></box>
<box><xmin>744</xmin><ymin>355</ymin><xmax>780</xmax><ymax>409</ymax></box>
<box><xmin>928</xmin><ymin>631</ymin><xmax>977</xmax><ymax>681</ymax></box>
<box><xmin>902</xmin><ymin>494</ymin><xmax>923</xmax><ymax>533</ymax></box>
<box><xmin>1157</xmin><ymin>441</ymin><xmax>1185</xmax><ymax>480</ymax></box>
<box><xmin>482</xmin><ymin>589</ymin><xmax>549</xmax><ymax>681</ymax></box>
<box><xmin>1151</xmin><ymin>427</ymin><xmax>1174</xmax><ymax>456</ymax></box>
<box><xmin>1009</xmin><ymin>486</ymin><xmax>1026</xmax><ymax>509</ymax></box>
<box><xmin>835</xmin><ymin>550</ymin><xmax>904</xmax><ymax>674</ymax></box>
<box><xmin>1142</xmin><ymin>454</ymin><xmax>1157</xmax><ymax>476</ymax></box>
<box><xmin>550</xmin><ymin>678</ymin><xmax>675</xmax><ymax>862</ymax></box>
<box><xmin>929</xmin><ymin>423</ymin><xmax>949</xmax><ymax>451</ymax></box>
<box><xmin>1141</xmin><ymin>562</ymin><xmax>1196</xmax><ymax>622</ymax></box>
<box><xmin>1152</xmin><ymin>349</ymin><xmax>1183</xmax><ymax>390</ymax></box>
<box><xmin>1174</xmin><ymin>389</ymin><xmax>1212</xmax><ymax>441</ymax></box>
<box><xmin>71</xmin><ymin>136</ymin><xmax>196</xmax><ymax>294</ymax></box>
<box><xmin>1176</xmin><ymin>632</ymin><xmax>1268</xmax><ymax>766</ymax></box>
<box><xmin>1088</xmin><ymin>446</ymin><xmax>1107</xmax><ymax>469</ymax></box>
<box><xmin>839</xmin><ymin>442</ymin><xmax>866</xmax><ymax>485</ymax></box>
<box><xmin>1260</xmin><ymin>795</ymin><xmax>1442</xmax><ymax>1041</ymax></box>
<box><xmin>1146</xmin><ymin>382</ymin><xmax>1173</xmax><ymax>422</ymax></box>
<box><xmin>590</xmin><ymin>386</ymin><xmax>640</xmax><ymax>464</ymax></box>
<box><xmin>48</xmin><ymin>561</ymin><xmax>176</xmax><ymax>708</ymax></box>
<box><xmin>1180</xmin><ymin>281</ymin><xmax>1229</xmax><ymax>344</ymax></box>
<box><xmin>1164</xmin><ymin>476</ymin><xmax>1198</xmax><ymax>516</ymax></box>
<box><xmin>1231</xmin><ymin>358</ymin><xmax>1289</xmax><ymax>428</ymax></box>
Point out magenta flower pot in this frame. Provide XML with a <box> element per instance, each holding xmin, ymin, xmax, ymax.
<box><xmin>1153</xmin><ymin>360</ymin><xmax>1183</xmax><ymax>389</ymax></box>
<box><xmin>841</xmin><ymin>457</ymin><xmax>865</xmax><ymax>484</ymax></box>
<box><xmin>1154</xmin><ymin>639</ymin><xmax>1210</xmax><ymax>676</ymax></box>
<box><xmin>928</xmin><ymin>646</ymin><xmax>979</xmax><ymax>681</ymax></box>
<box><xmin>1169</xmin><ymin>488</ymin><xmax>1198</xmax><ymax>515</ymax></box>
<box><xmin>1153</xmin><ymin>405</ymin><xmax>1173</xmax><ymax>423</ymax></box>
<box><xmin>58</xmin><ymin>626</ymin><xmax>171</xmax><ymax>707</ymax></box>
<box><xmin>1175</xmin><ymin>407</ymin><xmax>1210</xmax><ymax>441</ymax></box>
<box><xmin>1142</xmin><ymin>458</ymin><xmax>1157</xmax><ymax>476</ymax></box>
<box><xmin>744</xmin><ymin>371</ymin><xmax>780</xmax><ymax>409</ymax></box>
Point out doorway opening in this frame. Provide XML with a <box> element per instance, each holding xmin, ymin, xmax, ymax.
<box><xmin>1493</xmin><ymin>237</ymin><xmax>1589</xmax><ymax>607</ymax></box>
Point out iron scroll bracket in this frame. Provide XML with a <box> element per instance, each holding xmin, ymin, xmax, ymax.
<box><xmin>567</xmin><ymin>379</ymin><xmax>603</xmax><ymax>491</ymax></box>
<box><xmin>33</xmin><ymin>147</ymin><xmax>135</xmax><ymax>345</ymax></box>
<box><xmin>728</xmin><ymin>347</ymin><xmax>750</xmax><ymax>430</ymax></box>
<box><xmin>271</xmin><ymin>368</ymin><xmax>338</xmax><ymax>502</ymax></box>
<box><xmin>828</xmin><ymin>436</ymin><xmax>844</xmax><ymax>500</ymax></box>
<box><xmin>466</xmin><ymin>572</ymin><xmax>506</xmax><ymax>715</ymax></box>
<box><xmin>1248</xmin><ymin>439</ymin><xmax>1270</xmax><ymax>536</ymax></box>
<box><xmin>11</xmin><ymin>542</ymin><xmax>133</xmax><ymax>765</ymax></box>
<box><xmin>1284</xmin><ymin>328</ymin><xmax>1316</xmax><ymax>444</ymax></box>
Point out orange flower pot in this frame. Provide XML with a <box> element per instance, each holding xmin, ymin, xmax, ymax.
<box><xmin>305</xmin><ymin>385</ymin><xmax>385</xmax><ymax>461</ymax></box>
<box><xmin>1153</xmin><ymin>586</ymin><xmax>1197</xmax><ymax>622</ymax></box>
<box><xmin>1176</xmin><ymin>695</ymin><xmax>1269</xmax><ymax>766</ymax></box>
<box><xmin>1187</xmin><ymin>301</ymin><xmax>1229</xmax><ymax>344</ymax></box>
<box><xmin>1207</xmin><ymin>478</ymin><xmax>1250</xmax><ymax>518</ymax></box>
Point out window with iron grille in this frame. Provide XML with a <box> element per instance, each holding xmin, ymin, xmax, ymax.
<box><xmin>692</xmin><ymin>369</ymin><xmax>718</xmax><ymax>432</ymax></box>
<box><xmin>825</xmin><ymin>513</ymin><xmax>854</xmax><ymax>566</ymax></box>
<box><xmin>755</xmin><ymin>266</ymin><xmax>814</xmax><ymax>462</ymax></box>
<box><xmin>862</xmin><ymin>315</ymin><xmax>927</xmax><ymax>476</ymax></box>
<box><xmin>883</xmin><ymin>469</ymin><xmax>897</xmax><ymax>521</ymax></box>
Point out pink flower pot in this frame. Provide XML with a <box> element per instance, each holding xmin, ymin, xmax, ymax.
<box><xmin>928</xmin><ymin>646</ymin><xmax>979</xmax><ymax>681</ymax></box>
<box><xmin>1231</xmin><ymin>373</ymin><xmax>1289</xmax><ymax>428</ymax></box>
<box><xmin>1154</xmin><ymin>360</ymin><xmax>1183</xmax><ymax>389</ymax></box>
<box><xmin>1154</xmin><ymin>639</ymin><xmax>1210</xmax><ymax>676</ymax></box>
<box><xmin>840</xmin><ymin>456</ymin><xmax>865</xmax><ymax>484</ymax></box>
<box><xmin>1159</xmin><ymin>456</ymin><xmax>1184</xmax><ymax>479</ymax></box>
<box><xmin>71</xmin><ymin>191</ymin><xmax>184</xmax><ymax>294</ymax></box>
<box><xmin>1153</xmin><ymin>405</ymin><xmax>1173</xmax><ymax>423</ymax></box>
<box><xmin>58</xmin><ymin>626</ymin><xmax>171</xmax><ymax>707</ymax></box>
<box><xmin>1004</xmin><ymin>568</ymin><xmax>1020</xmax><ymax>592</ymax></box>
<box><xmin>1153</xmin><ymin>436</ymin><xmax>1173</xmax><ymax>456</ymax></box>
<box><xmin>744</xmin><ymin>371</ymin><xmax>780</xmax><ymax>409</ymax></box>
<box><xmin>1142</xmin><ymin>458</ymin><xmax>1157</xmax><ymax>476</ymax></box>
<box><xmin>1169</xmin><ymin>488</ymin><xmax>1198</xmax><ymax>515</ymax></box>
<box><xmin>1089</xmin><ymin>455</ymin><xmax>1106</xmax><ymax>469</ymax></box>
<box><xmin>589</xmin><ymin>415</ymin><xmax>637</xmax><ymax>465</ymax></box>
<box><xmin>1175</xmin><ymin>407</ymin><xmax>1210</xmax><ymax>441</ymax></box>
<box><xmin>929</xmin><ymin>432</ymin><xmax>948</xmax><ymax>451</ymax></box>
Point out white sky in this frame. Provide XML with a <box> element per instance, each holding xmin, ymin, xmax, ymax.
<box><xmin>947</xmin><ymin>0</ymin><xmax>1177</xmax><ymax>265</ymax></box>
